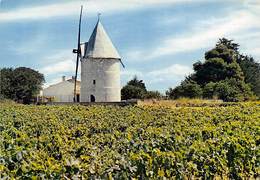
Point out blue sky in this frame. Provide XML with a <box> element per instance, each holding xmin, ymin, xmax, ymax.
<box><xmin>0</xmin><ymin>0</ymin><xmax>259</xmax><ymax>93</ymax></box>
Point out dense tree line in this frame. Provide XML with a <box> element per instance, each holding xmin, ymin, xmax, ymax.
<box><xmin>0</xmin><ymin>67</ymin><xmax>44</xmax><ymax>104</ymax></box>
<box><xmin>166</xmin><ymin>38</ymin><xmax>259</xmax><ymax>101</ymax></box>
<box><xmin>237</xmin><ymin>55</ymin><xmax>260</xmax><ymax>97</ymax></box>
<box><xmin>122</xmin><ymin>38</ymin><xmax>259</xmax><ymax>102</ymax></box>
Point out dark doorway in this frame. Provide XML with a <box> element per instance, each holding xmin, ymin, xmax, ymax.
<box><xmin>90</xmin><ymin>95</ymin><xmax>95</xmax><ymax>102</ymax></box>
<box><xmin>76</xmin><ymin>94</ymin><xmax>80</xmax><ymax>102</ymax></box>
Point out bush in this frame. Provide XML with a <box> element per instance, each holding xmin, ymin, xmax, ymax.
<box><xmin>166</xmin><ymin>81</ymin><xmax>203</xmax><ymax>99</ymax></box>
<box><xmin>145</xmin><ymin>91</ymin><xmax>162</xmax><ymax>99</ymax></box>
<box><xmin>121</xmin><ymin>85</ymin><xmax>146</xmax><ymax>100</ymax></box>
<box><xmin>121</xmin><ymin>76</ymin><xmax>162</xmax><ymax>100</ymax></box>
<box><xmin>203</xmin><ymin>82</ymin><xmax>217</xmax><ymax>99</ymax></box>
<box><xmin>214</xmin><ymin>79</ymin><xmax>255</xmax><ymax>102</ymax></box>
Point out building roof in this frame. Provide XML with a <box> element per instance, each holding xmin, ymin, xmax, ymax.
<box><xmin>67</xmin><ymin>78</ymin><xmax>80</xmax><ymax>84</ymax></box>
<box><xmin>47</xmin><ymin>78</ymin><xmax>80</xmax><ymax>88</ymax></box>
<box><xmin>84</xmin><ymin>20</ymin><xmax>121</xmax><ymax>59</ymax></box>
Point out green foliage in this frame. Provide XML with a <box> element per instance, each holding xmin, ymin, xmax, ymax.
<box><xmin>121</xmin><ymin>76</ymin><xmax>147</xmax><ymax>100</ymax></box>
<box><xmin>215</xmin><ymin>79</ymin><xmax>255</xmax><ymax>102</ymax></box>
<box><xmin>127</xmin><ymin>75</ymin><xmax>147</xmax><ymax>91</ymax></box>
<box><xmin>166</xmin><ymin>80</ymin><xmax>202</xmax><ymax>99</ymax></box>
<box><xmin>0</xmin><ymin>67</ymin><xmax>45</xmax><ymax>104</ymax></box>
<box><xmin>214</xmin><ymin>78</ymin><xmax>255</xmax><ymax>102</ymax></box>
<box><xmin>121</xmin><ymin>85</ymin><xmax>146</xmax><ymax>100</ymax></box>
<box><xmin>202</xmin><ymin>79</ymin><xmax>255</xmax><ymax>102</ymax></box>
<box><xmin>194</xmin><ymin>39</ymin><xmax>245</xmax><ymax>84</ymax></box>
<box><xmin>237</xmin><ymin>55</ymin><xmax>260</xmax><ymax>97</ymax></box>
<box><xmin>121</xmin><ymin>76</ymin><xmax>162</xmax><ymax>100</ymax></box>
<box><xmin>167</xmin><ymin>38</ymin><xmax>256</xmax><ymax>101</ymax></box>
<box><xmin>145</xmin><ymin>91</ymin><xmax>162</xmax><ymax>99</ymax></box>
<box><xmin>203</xmin><ymin>82</ymin><xmax>217</xmax><ymax>99</ymax></box>
<box><xmin>0</xmin><ymin>68</ymin><xmax>14</xmax><ymax>100</ymax></box>
<box><xmin>0</xmin><ymin>102</ymin><xmax>259</xmax><ymax>178</ymax></box>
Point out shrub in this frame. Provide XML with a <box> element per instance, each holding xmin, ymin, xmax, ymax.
<box><xmin>166</xmin><ymin>81</ymin><xmax>203</xmax><ymax>99</ymax></box>
<box><xmin>121</xmin><ymin>85</ymin><xmax>146</xmax><ymax>100</ymax></box>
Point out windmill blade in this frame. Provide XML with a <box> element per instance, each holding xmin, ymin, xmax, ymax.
<box><xmin>119</xmin><ymin>59</ymin><xmax>125</xmax><ymax>68</ymax></box>
<box><xmin>73</xmin><ymin>5</ymin><xmax>83</xmax><ymax>102</ymax></box>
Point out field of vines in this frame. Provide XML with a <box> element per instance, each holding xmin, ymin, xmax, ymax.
<box><xmin>0</xmin><ymin>102</ymin><xmax>259</xmax><ymax>179</ymax></box>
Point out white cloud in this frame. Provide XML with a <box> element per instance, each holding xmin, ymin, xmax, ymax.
<box><xmin>37</xmin><ymin>49</ymin><xmax>81</xmax><ymax>88</ymax></box>
<box><xmin>121</xmin><ymin>69</ymin><xmax>143</xmax><ymax>77</ymax></box>
<box><xmin>0</xmin><ymin>0</ymin><xmax>209</xmax><ymax>22</ymax></box>
<box><xmin>245</xmin><ymin>48</ymin><xmax>260</xmax><ymax>62</ymax></box>
<box><xmin>124</xmin><ymin>50</ymin><xmax>144</xmax><ymax>62</ymax></box>
<box><xmin>40</xmin><ymin>59</ymin><xmax>75</xmax><ymax>75</ymax></box>
<box><xmin>148</xmin><ymin>64</ymin><xmax>192</xmax><ymax>77</ymax></box>
<box><xmin>147</xmin><ymin>64</ymin><xmax>192</xmax><ymax>83</ymax></box>
<box><xmin>38</xmin><ymin>49</ymin><xmax>78</xmax><ymax>75</ymax></box>
<box><xmin>43</xmin><ymin>50</ymin><xmax>74</xmax><ymax>64</ymax></box>
<box><xmin>39</xmin><ymin>53</ymin><xmax>79</xmax><ymax>88</ymax></box>
<box><xmin>10</xmin><ymin>35</ymin><xmax>48</xmax><ymax>55</ymax></box>
<box><xmin>121</xmin><ymin>64</ymin><xmax>192</xmax><ymax>87</ymax></box>
<box><xmin>126</xmin><ymin>9</ymin><xmax>260</xmax><ymax>61</ymax></box>
<box><xmin>0</xmin><ymin>2</ymin><xmax>79</xmax><ymax>22</ymax></box>
<box><xmin>232</xmin><ymin>31</ymin><xmax>260</xmax><ymax>61</ymax></box>
<box><xmin>244</xmin><ymin>0</ymin><xmax>260</xmax><ymax>14</ymax></box>
<box><xmin>120</xmin><ymin>69</ymin><xmax>143</xmax><ymax>88</ymax></box>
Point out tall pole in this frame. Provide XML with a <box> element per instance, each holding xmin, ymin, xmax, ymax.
<box><xmin>74</xmin><ymin>5</ymin><xmax>83</xmax><ymax>102</ymax></box>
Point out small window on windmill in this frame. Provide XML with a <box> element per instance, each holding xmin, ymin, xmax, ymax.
<box><xmin>93</xmin><ymin>80</ymin><xmax>96</xmax><ymax>85</ymax></box>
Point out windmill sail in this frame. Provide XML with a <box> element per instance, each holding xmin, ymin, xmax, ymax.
<box><xmin>73</xmin><ymin>6</ymin><xmax>83</xmax><ymax>102</ymax></box>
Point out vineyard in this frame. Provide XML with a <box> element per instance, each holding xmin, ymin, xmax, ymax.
<box><xmin>0</xmin><ymin>102</ymin><xmax>259</xmax><ymax>179</ymax></box>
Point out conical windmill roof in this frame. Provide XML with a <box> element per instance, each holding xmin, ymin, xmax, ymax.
<box><xmin>85</xmin><ymin>20</ymin><xmax>121</xmax><ymax>59</ymax></box>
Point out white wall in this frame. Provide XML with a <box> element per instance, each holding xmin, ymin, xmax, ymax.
<box><xmin>43</xmin><ymin>81</ymin><xmax>75</xmax><ymax>102</ymax></box>
<box><xmin>81</xmin><ymin>58</ymin><xmax>121</xmax><ymax>102</ymax></box>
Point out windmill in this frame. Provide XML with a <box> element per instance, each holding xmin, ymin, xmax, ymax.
<box><xmin>72</xmin><ymin>8</ymin><xmax>125</xmax><ymax>102</ymax></box>
<box><xmin>73</xmin><ymin>6</ymin><xmax>83</xmax><ymax>102</ymax></box>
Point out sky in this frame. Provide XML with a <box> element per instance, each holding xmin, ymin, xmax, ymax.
<box><xmin>0</xmin><ymin>0</ymin><xmax>259</xmax><ymax>93</ymax></box>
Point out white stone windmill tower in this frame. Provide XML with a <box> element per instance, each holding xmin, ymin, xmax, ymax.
<box><xmin>73</xmin><ymin>8</ymin><xmax>124</xmax><ymax>102</ymax></box>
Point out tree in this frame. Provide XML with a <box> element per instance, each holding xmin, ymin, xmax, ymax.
<box><xmin>193</xmin><ymin>38</ymin><xmax>244</xmax><ymax>85</ymax></box>
<box><xmin>121</xmin><ymin>76</ymin><xmax>162</xmax><ymax>100</ymax></box>
<box><xmin>213</xmin><ymin>38</ymin><xmax>260</xmax><ymax>97</ymax></box>
<box><xmin>0</xmin><ymin>67</ymin><xmax>45</xmax><ymax>104</ymax></box>
<box><xmin>0</xmin><ymin>68</ymin><xmax>15</xmax><ymax>100</ymax></box>
<box><xmin>237</xmin><ymin>55</ymin><xmax>260</xmax><ymax>97</ymax></box>
<box><xmin>214</xmin><ymin>78</ymin><xmax>254</xmax><ymax>102</ymax></box>
<box><xmin>166</xmin><ymin>38</ymin><xmax>255</xmax><ymax>101</ymax></box>
<box><xmin>203</xmin><ymin>82</ymin><xmax>217</xmax><ymax>99</ymax></box>
<box><xmin>121</xmin><ymin>85</ymin><xmax>146</xmax><ymax>100</ymax></box>
<box><xmin>145</xmin><ymin>90</ymin><xmax>162</xmax><ymax>99</ymax></box>
<box><xmin>166</xmin><ymin>80</ymin><xmax>202</xmax><ymax>99</ymax></box>
<box><xmin>121</xmin><ymin>76</ymin><xmax>147</xmax><ymax>100</ymax></box>
<box><xmin>127</xmin><ymin>75</ymin><xmax>146</xmax><ymax>90</ymax></box>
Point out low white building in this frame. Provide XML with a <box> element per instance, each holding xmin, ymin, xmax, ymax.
<box><xmin>42</xmin><ymin>76</ymin><xmax>80</xmax><ymax>102</ymax></box>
